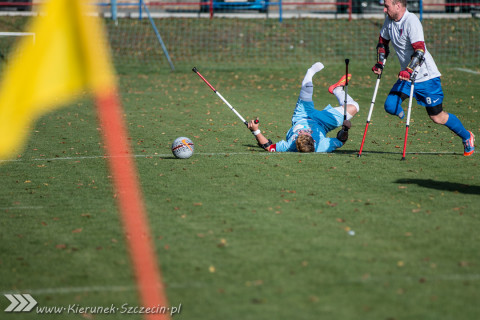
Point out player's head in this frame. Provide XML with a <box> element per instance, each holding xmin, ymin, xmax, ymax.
<box><xmin>296</xmin><ymin>132</ymin><xmax>315</xmax><ymax>153</ymax></box>
<box><xmin>384</xmin><ymin>0</ymin><xmax>406</xmax><ymax>21</ymax></box>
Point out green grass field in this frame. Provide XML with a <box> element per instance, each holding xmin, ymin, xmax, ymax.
<box><xmin>1</xmin><ymin>62</ymin><xmax>479</xmax><ymax>319</ymax></box>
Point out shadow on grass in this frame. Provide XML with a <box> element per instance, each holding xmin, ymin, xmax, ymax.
<box><xmin>396</xmin><ymin>178</ymin><xmax>480</xmax><ymax>195</ymax></box>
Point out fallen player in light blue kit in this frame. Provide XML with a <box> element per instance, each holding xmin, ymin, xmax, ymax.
<box><xmin>248</xmin><ymin>62</ymin><xmax>359</xmax><ymax>153</ymax></box>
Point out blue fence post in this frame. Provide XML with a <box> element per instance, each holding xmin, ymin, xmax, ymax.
<box><xmin>419</xmin><ymin>0</ymin><xmax>423</xmax><ymax>21</ymax></box>
<box><xmin>139</xmin><ymin>0</ymin><xmax>143</xmax><ymax>20</ymax></box>
<box><xmin>279</xmin><ymin>0</ymin><xmax>283</xmax><ymax>23</ymax></box>
<box><xmin>111</xmin><ymin>0</ymin><xmax>117</xmax><ymax>24</ymax></box>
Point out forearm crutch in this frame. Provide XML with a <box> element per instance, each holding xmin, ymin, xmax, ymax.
<box><xmin>358</xmin><ymin>58</ymin><xmax>387</xmax><ymax>157</ymax></box>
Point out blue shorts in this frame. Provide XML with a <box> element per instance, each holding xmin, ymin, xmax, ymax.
<box><xmin>391</xmin><ymin>77</ymin><xmax>444</xmax><ymax>108</ymax></box>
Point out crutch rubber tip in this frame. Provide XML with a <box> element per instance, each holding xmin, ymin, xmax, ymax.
<box><xmin>192</xmin><ymin>67</ymin><xmax>198</xmax><ymax>73</ymax></box>
<box><xmin>401</xmin><ymin>157</ymin><xmax>406</xmax><ymax>161</ymax></box>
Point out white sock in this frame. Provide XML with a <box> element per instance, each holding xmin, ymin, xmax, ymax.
<box><xmin>302</xmin><ymin>62</ymin><xmax>324</xmax><ymax>86</ymax></box>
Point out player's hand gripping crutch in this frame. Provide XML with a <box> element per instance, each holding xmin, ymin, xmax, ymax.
<box><xmin>192</xmin><ymin>67</ymin><xmax>258</xmax><ymax>128</ymax></box>
<box><xmin>401</xmin><ymin>62</ymin><xmax>423</xmax><ymax>161</ymax></box>
<box><xmin>358</xmin><ymin>58</ymin><xmax>387</xmax><ymax>157</ymax></box>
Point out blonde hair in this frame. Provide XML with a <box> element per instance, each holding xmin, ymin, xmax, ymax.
<box><xmin>296</xmin><ymin>134</ymin><xmax>315</xmax><ymax>152</ymax></box>
<box><xmin>392</xmin><ymin>0</ymin><xmax>407</xmax><ymax>6</ymax></box>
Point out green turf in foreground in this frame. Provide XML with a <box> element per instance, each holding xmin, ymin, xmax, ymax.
<box><xmin>1</xmin><ymin>65</ymin><xmax>479</xmax><ymax>319</ymax></box>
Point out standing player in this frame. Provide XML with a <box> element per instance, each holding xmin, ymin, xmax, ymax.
<box><xmin>372</xmin><ymin>0</ymin><xmax>475</xmax><ymax>156</ymax></box>
<box><xmin>248</xmin><ymin>62</ymin><xmax>358</xmax><ymax>153</ymax></box>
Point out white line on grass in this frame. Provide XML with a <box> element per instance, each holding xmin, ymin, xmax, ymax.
<box><xmin>0</xmin><ymin>206</ymin><xmax>43</xmax><ymax>210</ymax></box>
<box><xmin>3</xmin><ymin>274</ymin><xmax>480</xmax><ymax>296</ymax></box>
<box><xmin>0</xmin><ymin>151</ymin><xmax>459</xmax><ymax>163</ymax></box>
<box><xmin>454</xmin><ymin>68</ymin><xmax>480</xmax><ymax>75</ymax></box>
<box><xmin>1</xmin><ymin>285</ymin><xmax>135</xmax><ymax>295</ymax></box>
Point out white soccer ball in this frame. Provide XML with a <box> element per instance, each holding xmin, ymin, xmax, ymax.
<box><xmin>171</xmin><ymin>137</ymin><xmax>194</xmax><ymax>159</ymax></box>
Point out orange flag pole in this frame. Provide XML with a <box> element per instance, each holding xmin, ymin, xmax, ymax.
<box><xmin>96</xmin><ymin>89</ymin><xmax>170</xmax><ymax>320</ymax></box>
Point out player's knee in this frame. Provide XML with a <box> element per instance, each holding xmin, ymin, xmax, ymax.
<box><xmin>334</xmin><ymin>106</ymin><xmax>354</xmax><ymax>120</ymax></box>
<box><xmin>430</xmin><ymin>113</ymin><xmax>448</xmax><ymax>125</ymax></box>
<box><xmin>427</xmin><ymin>105</ymin><xmax>446</xmax><ymax>124</ymax></box>
<box><xmin>430</xmin><ymin>116</ymin><xmax>442</xmax><ymax>124</ymax></box>
<box><xmin>348</xmin><ymin>101</ymin><xmax>359</xmax><ymax>114</ymax></box>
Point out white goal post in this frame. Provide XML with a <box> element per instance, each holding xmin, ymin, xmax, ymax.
<box><xmin>0</xmin><ymin>32</ymin><xmax>35</xmax><ymax>43</ymax></box>
<box><xmin>0</xmin><ymin>32</ymin><xmax>35</xmax><ymax>62</ymax></box>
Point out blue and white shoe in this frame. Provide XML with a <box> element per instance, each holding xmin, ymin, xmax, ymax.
<box><xmin>464</xmin><ymin>131</ymin><xmax>475</xmax><ymax>156</ymax></box>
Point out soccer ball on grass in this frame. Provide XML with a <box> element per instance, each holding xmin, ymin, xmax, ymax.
<box><xmin>171</xmin><ymin>137</ymin><xmax>194</xmax><ymax>159</ymax></box>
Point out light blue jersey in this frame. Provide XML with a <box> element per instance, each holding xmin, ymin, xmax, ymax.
<box><xmin>272</xmin><ymin>99</ymin><xmax>344</xmax><ymax>153</ymax></box>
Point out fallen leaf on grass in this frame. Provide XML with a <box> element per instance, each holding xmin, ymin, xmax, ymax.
<box><xmin>327</xmin><ymin>201</ymin><xmax>337</xmax><ymax>207</ymax></box>
<box><xmin>459</xmin><ymin>261</ymin><xmax>469</xmax><ymax>267</ymax></box>
<box><xmin>251</xmin><ymin>298</ymin><xmax>265</xmax><ymax>304</ymax></box>
<box><xmin>217</xmin><ymin>238</ymin><xmax>227</xmax><ymax>247</ymax></box>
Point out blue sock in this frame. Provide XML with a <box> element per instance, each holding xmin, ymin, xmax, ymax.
<box><xmin>445</xmin><ymin>113</ymin><xmax>470</xmax><ymax>141</ymax></box>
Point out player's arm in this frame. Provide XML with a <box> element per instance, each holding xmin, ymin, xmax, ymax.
<box><xmin>372</xmin><ymin>36</ymin><xmax>390</xmax><ymax>75</ymax></box>
<box><xmin>398</xmin><ymin>41</ymin><xmax>425</xmax><ymax>80</ymax></box>
<box><xmin>248</xmin><ymin>119</ymin><xmax>275</xmax><ymax>151</ymax></box>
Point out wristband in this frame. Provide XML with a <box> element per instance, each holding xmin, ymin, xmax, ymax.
<box><xmin>252</xmin><ymin>130</ymin><xmax>261</xmax><ymax>136</ymax></box>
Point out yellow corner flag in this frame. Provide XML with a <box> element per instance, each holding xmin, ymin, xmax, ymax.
<box><xmin>0</xmin><ymin>0</ymin><xmax>115</xmax><ymax>159</ymax></box>
<box><xmin>0</xmin><ymin>2</ymin><xmax>171</xmax><ymax>319</ymax></box>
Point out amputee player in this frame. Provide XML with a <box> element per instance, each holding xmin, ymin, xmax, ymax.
<box><xmin>372</xmin><ymin>0</ymin><xmax>475</xmax><ymax>156</ymax></box>
<box><xmin>248</xmin><ymin>62</ymin><xmax>358</xmax><ymax>153</ymax></box>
